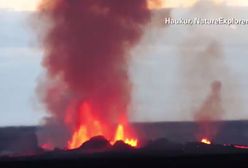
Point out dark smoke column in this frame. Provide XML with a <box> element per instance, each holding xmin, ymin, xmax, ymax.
<box><xmin>36</xmin><ymin>0</ymin><xmax>151</xmax><ymax>148</ymax></box>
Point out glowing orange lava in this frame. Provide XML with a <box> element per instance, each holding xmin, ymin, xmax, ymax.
<box><xmin>67</xmin><ymin>125</ymin><xmax>90</xmax><ymax>149</ymax></box>
<box><xmin>67</xmin><ymin>101</ymin><xmax>138</xmax><ymax>149</ymax></box>
<box><xmin>112</xmin><ymin>124</ymin><xmax>138</xmax><ymax>147</ymax></box>
<box><xmin>201</xmin><ymin>138</ymin><xmax>212</xmax><ymax>145</ymax></box>
<box><xmin>234</xmin><ymin>145</ymin><xmax>248</xmax><ymax>149</ymax></box>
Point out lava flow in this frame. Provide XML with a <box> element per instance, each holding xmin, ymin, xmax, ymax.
<box><xmin>201</xmin><ymin>138</ymin><xmax>212</xmax><ymax>145</ymax></box>
<box><xmin>67</xmin><ymin>101</ymin><xmax>138</xmax><ymax>150</ymax></box>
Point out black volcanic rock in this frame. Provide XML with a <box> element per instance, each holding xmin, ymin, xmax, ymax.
<box><xmin>112</xmin><ymin>141</ymin><xmax>134</xmax><ymax>151</ymax></box>
<box><xmin>78</xmin><ymin>136</ymin><xmax>111</xmax><ymax>152</ymax></box>
<box><xmin>144</xmin><ymin>138</ymin><xmax>182</xmax><ymax>152</ymax></box>
<box><xmin>182</xmin><ymin>142</ymin><xmax>243</xmax><ymax>154</ymax></box>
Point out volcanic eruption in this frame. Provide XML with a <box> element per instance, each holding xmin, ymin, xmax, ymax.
<box><xmin>35</xmin><ymin>0</ymin><xmax>151</xmax><ymax>150</ymax></box>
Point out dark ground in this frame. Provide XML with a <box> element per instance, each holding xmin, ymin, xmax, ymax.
<box><xmin>1</xmin><ymin>145</ymin><xmax>248</xmax><ymax>168</ymax></box>
<box><xmin>1</xmin><ymin>120</ymin><xmax>248</xmax><ymax>168</ymax></box>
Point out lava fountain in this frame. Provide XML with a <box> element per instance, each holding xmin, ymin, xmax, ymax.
<box><xmin>35</xmin><ymin>0</ymin><xmax>151</xmax><ymax>149</ymax></box>
<box><xmin>112</xmin><ymin>124</ymin><xmax>138</xmax><ymax>147</ymax></box>
<box><xmin>67</xmin><ymin>101</ymin><xmax>138</xmax><ymax>149</ymax></box>
<box><xmin>201</xmin><ymin>138</ymin><xmax>212</xmax><ymax>145</ymax></box>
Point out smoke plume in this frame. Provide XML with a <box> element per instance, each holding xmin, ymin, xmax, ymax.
<box><xmin>194</xmin><ymin>80</ymin><xmax>223</xmax><ymax>139</ymax></box>
<box><xmin>35</xmin><ymin>0</ymin><xmax>151</xmax><ymax>148</ymax></box>
<box><xmin>179</xmin><ymin>1</ymin><xmax>241</xmax><ymax>140</ymax></box>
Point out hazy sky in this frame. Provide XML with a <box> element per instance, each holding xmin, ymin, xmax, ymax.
<box><xmin>1</xmin><ymin>1</ymin><xmax>248</xmax><ymax>126</ymax></box>
<box><xmin>1</xmin><ymin>0</ymin><xmax>248</xmax><ymax>11</ymax></box>
<box><xmin>0</xmin><ymin>10</ymin><xmax>42</xmax><ymax>126</ymax></box>
<box><xmin>131</xmin><ymin>6</ymin><xmax>248</xmax><ymax>122</ymax></box>
<box><xmin>0</xmin><ymin>0</ymin><xmax>39</xmax><ymax>11</ymax></box>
